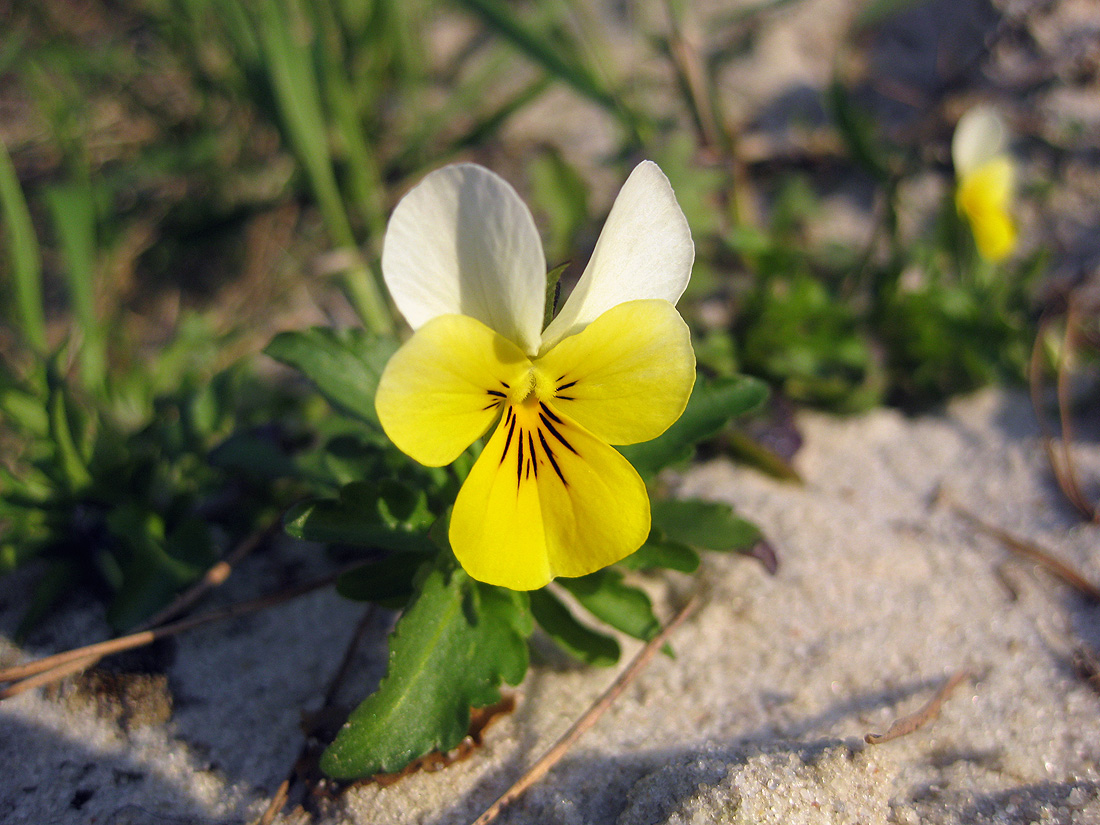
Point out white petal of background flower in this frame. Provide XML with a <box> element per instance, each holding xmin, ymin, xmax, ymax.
<box><xmin>381</xmin><ymin>163</ymin><xmax>547</xmax><ymax>354</ymax></box>
<box><xmin>952</xmin><ymin>105</ymin><xmax>1008</xmax><ymax>176</ymax></box>
<box><xmin>540</xmin><ymin>161</ymin><xmax>694</xmax><ymax>352</ymax></box>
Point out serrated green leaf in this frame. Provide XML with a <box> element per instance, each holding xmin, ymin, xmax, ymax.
<box><xmin>619</xmin><ymin>375</ymin><xmax>768</xmax><ymax>476</ymax></box>
<box><xmin>651</xmin><ymin>499</ymin><xmax>761</xmax><ymax>552</ymax></box>
<box><xmin>529</xmin><ymin>588</ymin><xmax>619</xmax><ymax>666</ymax></box>
<box><xmin>336</xmin><ymin>553</ymin><xmax>429</xmax><ymax>609</ymax></box>
<box><xmin>619</xmin><ymin>533</ymin><xmax>700</xmax><ymax>573</ymax></box>
<box><xmin>559</xmin><ymin>569</ymin><xmax>659</xmax><ymax>641</ymax></box>
<box><xmin>321</xmin><ymin>565</ymin><xmax>530</xmax><ymax>779</ymax></box>
<box><xmin>264</xmin><ymin>328</ymin><xmax>398</xmax><ymax>426</ymax></box>
<box><xmin>285</xmin><ymin>479</ymin><xmax>435</xmax><ymax>551</ymax></box>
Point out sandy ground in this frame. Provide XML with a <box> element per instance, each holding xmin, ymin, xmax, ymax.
<box><xmin>3</xmin><ymin>0</ymin><xmax>1100</xmax><ymax>822</ymax></box>
<box><xmin>3</xmin><ymin>387</ymin><xmax>1100</xmax><ymax>824</ymax></box>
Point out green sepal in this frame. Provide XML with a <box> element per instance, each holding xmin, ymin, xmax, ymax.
<box><xmin>264</xmin><ymin>328</ymin><xmax>398</xmax><ymax>427</ymax></box>
<box><xmin>559</xmin><ymin>568</ymin><xmax>660</xmax><ymax>641</ymax></box>
<box><xmin>543</xmin><ymin>260</ymin><xmax>569</xmax><ymax>328</ymax></box>
<box><xmin>285</xmin><ymin>479</ymin><xmax>435</xmax><ymax>552</ymax></box>
<box><xmin>529</xmin><ymin>588</ymin><xmax>620</xmax><ymax>666</ymax></box>
<box><xmin>320</xmin><ymin>563</ymin><xmax>531</xmax><ymax>779</ymax></box>
<box><xmin>619</xmin><ymin>374</ymin><xmax>768</xmax><ymax>476</ymax></box>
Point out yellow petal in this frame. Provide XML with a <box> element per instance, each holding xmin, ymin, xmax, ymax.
<box><xmin>969</xmin><ymin>208</ymin><xmax>1017</xmax><ymax>263</ymax></box>
<box><xmin>375</xmin><ymin>315</ymin><xmax>532</xmax><ymax>466</ymax></box>
<box><xmin>957</xmin><ymin>156</ymin><xmax>1016</xmax><ymax>262</ymax></box>
<box><xmin>535</xmin><ymin>299</ymin><xmax>695</xmax><ymax>445</ymax></box>
<box><xmin>449</xmin><ymin>401</ymin><xmax>650</xmax><ymax>590</ymax></box>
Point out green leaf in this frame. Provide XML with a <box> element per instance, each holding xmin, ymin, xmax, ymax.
<box><xmin>0</xmin><ymin>137</ymin><xmax>45</xmax><ymax>352</ymax></box>
<box><xmin>15</xmin><ymin>560</ymin><xmax>79</xmax><ymax>642</ymax></box>
<box><xmin>321</xmin><ymin>565</ymin><xmax>531</xmax><ymax>779</ymax></box>
<box><xmin>452</xmin><ymin>0</ymin><xmax>619</xmax><ymax>115</ymax></box>
<box><xmin>336</xmin><ymin>553</ymin><xmax>429</xmax><ymax>609</ymax></box>
<box><xmin>47</xmin><ymin>377</ymin><xmax>92</xmax><ymax>493</ymax></box>
<box><xmin>285</xmin><ymin>480</ymin><xmax>435</xmax><ymax>551</ymax></box>
<box><xmin>104</xmin><ymin>507</ymin><xmax>214</xmax><ymax>631</ymax></box>
<box><xmin>559</xmin><ymin>569</ymin><xmax>659</xmax><ymax>641</ymax></box>
<box><xmin>619</xmin><ymin>375</ymin><xmax>768</xmax><ymax>476</ymax></box>
<box><xmin>209</xmin><ymin>431</ymin><xmax>304</xmax><ymax>481</ymax></box>
<box><xmin>651</xmin><ymin>499</ymin><xmax>761</xmax><ymax>551</ymax></box>
<box><xmin>828</xmin><ymin>80</ymin><xmax>889</xmax><ymax>182</ymax></box>
<box><xmin>264</xmin><ymin>327</ymin><xmax>398</xmax><ymax>426</ymax></box>
<box><xmin>0</xmin><ymin>383</ymin><xmax>48</xmax><ymax>438</ymax></box>
<box><xmin>530</xmin><ymin>150</ymin><xmax>589</xmax><ymax>263</ymax></box>
<box><xmin>529</xmin><ymin>588</ymin><xmax>619</xmax><ymax>666</ymax></box>
<box><xmin>254</xmin><ymin>0</ymin><xmax>392</xmax><ymax>334</ymax></box>
<box><xmin>619</xmin><ymin>533</ymin><xmax>700</xmax><ymax>573</ymax></box>
<box><xmin>46</xmin><ymin>182</ymin><xmax>105</xmax><ymax>394</ymax></box>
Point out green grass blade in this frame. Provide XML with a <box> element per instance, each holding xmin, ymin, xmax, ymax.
<box><xmin>256</xmin><ymin>0</ymin><xmax>392</xmax><ymax>333</ymax></box>
<box><xmin>0</xmin><ymin>139</ymin><xmax>46</xmax><ymax>352</ymax></box>
<box><xmin>46</xmin><ymin>183</ymin><xmax>106</xmax><ymax>394</ymax></box>
<box><xmin>311</xmin><ymin>0</ymin><xmax>387</xmax><ymax>243</ymax></box>
<box><xmin>452</xmin><ymin>0</ymin><xmax>629</xmax><ymax>124</ymax></box>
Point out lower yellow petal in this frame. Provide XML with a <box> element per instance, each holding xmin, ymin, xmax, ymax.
<box><xmin>970</xmin><ymin>209</ymin><xmax>1017</xmax><ymax>263</ymax></box>
<box><xmin>375</xmin><ymin>315</ymin><xmax>532</xmax><ymax>466</ymax></box>
<box><xmin>957</xmin><ymin>156</ymin><xmax>1016</xmax><ymax>262</ymax></box>
<box><xmin>449</xmin><ymin>400</ymin><xmax>650</xmax><ymax>590</ymax></box>
<box><xmin>534</xmin><ymin>299</ymin><xmax>695</xmax><ymax>445</ymax></box>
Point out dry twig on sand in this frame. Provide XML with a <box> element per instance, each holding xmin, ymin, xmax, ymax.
<box><xmin>470</xmin><ymin>595</ymin><xmax>700</xmax><ymax>825</ymax></box>
<box><xmin>865</xmin><ymin>670</ymin><xmax>970</xmax><ymax>745</ymax></box>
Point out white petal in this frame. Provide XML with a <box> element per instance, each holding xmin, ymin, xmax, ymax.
<box><xmin>540</xmin><ymin>161</ymin><xmax>693</xmax><ymax>352</ymax></box>
<box><xmin>381</xmin><ymin>163</ymin><xmax>546</xmax><ymax>354</ymax></box>
<box><xmin>952</xmin><ymin>105</ymin><xmax>1008</xmax><ymax>176</ymax></box>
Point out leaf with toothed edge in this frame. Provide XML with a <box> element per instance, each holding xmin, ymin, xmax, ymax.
<box><xmin>320</xmin><ymin>559</ymin><xmax>531</xmax><ymax>779</ymax></box>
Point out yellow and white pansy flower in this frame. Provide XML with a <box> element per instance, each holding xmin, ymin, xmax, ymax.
<box><xmin>375</xmin><ymin>161</ymin><xmax>696</xmax><ymax>590</ymax></box>
<box><xmin>952</xmin><ymin>105</ymin><xmax>1017</xmax><ymax>262</ymax></box>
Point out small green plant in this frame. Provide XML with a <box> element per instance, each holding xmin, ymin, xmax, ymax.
<box><xmin>269</xmin><ymin>161</ymin><xmax>768</xmax><ymax>778</ymax></box>
<box><xmin>0</xmin><ymin>142</ymin><xmax>293</xmax><ymax>636</ymax></box>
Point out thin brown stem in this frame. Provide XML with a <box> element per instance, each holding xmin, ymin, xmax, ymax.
<box><xmin>0</xmin><ymin>570</ymin><xmax>347</xmax><ymax>700</ymax></box>
<box><xmin>138</xmin><ymin>515</ymin><xmax>283</xmax><ymax>632</ymax></box>
<box><xmin>255</xmin><ymin>604</ymin><xmax>379</xmax><ymax>824</ymax></box>
<box><xmin>948</xmin><ymin>497</ymin><xmax>1100</xmax><ymax>602</ymax></box>
<box><xmin>1056</xmin><ymin>301</ymin><xmax>1098</xmax><ymax>521</ymax></box>
<box><xmin>0</xmin><ymin>517</ymin><xmax>280</xmax><ymax>689</ymax></box>
<box><xmin>471</xmin><ymin>595</ymin><xmax>700</xmax><ymax>825</ymax></box>
<box><xmin>257</xmin><ymin>780</ymin><xmax>291</xmax><ymax>825</ymax></box>
<box><xmin>865</xmin><ymin>670</ymin><xmax>969</xmax><ymax>745</ymax></box>
<box><xmin>1030</xmin><ymin>309</ymin><xmax>1097</xmax><ymax>522</ymax></box>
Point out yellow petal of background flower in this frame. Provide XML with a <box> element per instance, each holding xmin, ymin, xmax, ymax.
<box><xmin>536</xmin><ymin>299</ymin><xmax>695</xmax><ymax>445</ymax></box>
<box><xmin>957</xmin><ymin>156</ymin><xmax>1016</xmax><ymax>262</ymax></box>
<box><xmin>375</xmin><ymin>315</ymin><xmax>531</xmax><ymax>466</ymax></box>
<box><xmin>450</xmin><ymin>402</ymin><xmax>650</xmax><ymax>590</ymax></box>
